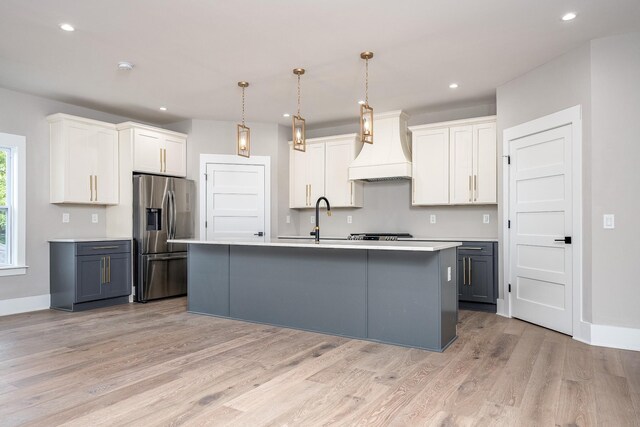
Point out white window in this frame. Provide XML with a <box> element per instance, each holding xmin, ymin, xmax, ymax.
<box><xmin>0</xmin><ymin>132</ymin><xmax>26</xmax><ymax>276</ymax></box>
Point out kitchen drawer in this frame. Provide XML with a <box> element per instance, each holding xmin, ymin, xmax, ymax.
<box><xmin>76</xmin><ymin>240</ymin><xmax>131</xmax><ymax>256</ymax></box>
<box><xmin>457</xmin><ymin>242</ymin><xmax>493</xmax><ymax>256</ymax></box>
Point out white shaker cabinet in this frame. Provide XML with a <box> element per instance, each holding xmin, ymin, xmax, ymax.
<box><xmin>410</xmin><ymin>116</ymin><xmax>496</xmax><ymax>206</ymax></box>
<box><xmin>48</xmin><ymin>114</ymin><xmax>119</xmax><ymax>205</ymax></box>
<box><xmin>289</xmin><ymin>134</ymin><xmax>363</xmax><ymax>209</ymax></box>
<box><xmin>118</xmin><ymin>123</ymin><xmax>187</xmax><ymax>177</ymax></box>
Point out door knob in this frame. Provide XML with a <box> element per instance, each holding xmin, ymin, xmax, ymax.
<box><xmin>254</xmin><ymin>232</ymin><xmax>264</xmax><ymax>237</ymax></box>
<box><xmin>554</xmin><ymin>236</ymin><xmax>572</xmax><ymax>244</ymax></box>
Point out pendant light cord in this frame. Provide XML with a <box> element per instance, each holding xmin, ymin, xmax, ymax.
<box><xmin>241</xmin><ymin>86</ymin><xmax>246</xmax><ymax>126</ymax></box>
<box><xmin>297</xmin><ymin>74</ymin><xmax>301</xmax><ymax>117</ymax></box>
<box><xmin>365</xmin><ymin>58</ymin><xmax>369</xmax><ymax>105</ymax></box>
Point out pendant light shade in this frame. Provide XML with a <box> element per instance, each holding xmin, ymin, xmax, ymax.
<box><xmin>292</xmin><ymin>68</ymin><xmax>306</xmax><ymax>152</ymax></box>
<box><xmin>237</xmin><ymin>81</ymin><xmax>250</xmax><ymax>158</ymax></box>
<box><xmin>359</xmin><ymin>51</ymin><xmax>374</xmax><ymax>144</ymax></box>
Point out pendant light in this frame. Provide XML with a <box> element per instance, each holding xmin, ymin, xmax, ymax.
<box><xmin>359</xmin><ymin>51</ymin><xmax>374</xmax><ymax>144</ymax></box>
<box><xmin>237</xmin><ymin>81</ymin><xmax>250</xmax><ymax>158</ymax></box>
<box><xmin>292</xmin><ymin>68</ymin><xmax>306</xmax><ymax>152</ymax></box>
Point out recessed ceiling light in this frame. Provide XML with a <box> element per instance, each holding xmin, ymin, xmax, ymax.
<box><xmin>283</xmin><ymin>113</ymin><xmax>291</xmax><ymax>118</ymax></box>
<box><xmin>59</xmin><ymin>23</ymin><xmax>75</xmax><ymax>32</ymax></box>
<box><xmin>159</xmin><ymin>107</ymin><xmax>167</xmax><ymax>111</ymax></box>
<box><xmin>117</xmin><ymin>61</ymin><xmax>134</xmax><ymax>71</ymax></box>
<box><xmin>449</xmin><ymin>83</ymin><xmax>459</xmax><ymax>89</ymax></box>
<box><xmin>562</xmin><ymin>12</ymin><xmax>577</xmax><ymax>21</ymax></box>
<box><xmin>358</xmin><ymin>100</ymin><xmax>366</xmax><ymax>105</ymax></box>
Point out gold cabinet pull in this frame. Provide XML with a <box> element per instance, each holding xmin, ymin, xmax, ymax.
<box><xmin>468</xmin><ymin>257</ymin><xmax>472</xmax><ymax>286</ymax></box>
<box><xmin>94</xmin><ymin>175</ymin><xmax>98</xmax><ymax>202</ymax></box>
<box><xmin>107</xmin><ymin>256</ymin><xmax>111</xmax><ymax>283</ymax></box>
<box><xmin>412</xmin><ymin>178</ymin><xmax>415</xmax><ymax>204</ymax></box>
<box><xmin>463</xmin><ymin>257</ymin><xmax>466</xmax><ymax>285</ymax></box>
<box><xmin>473</xmin><ymin>175</ymin><xmax>477</xmax><ymax>201</ymax></box>
<box><xmin>160</xmin><ymin>149</ymin><xmax>163</xmax><ymax>172</ymax></box>
<box><xmin>101</xmin><ymin>256</ymin><xmax>105</xmax><ymax>284</ymax></box>
<box><xmin>89</xmin><ymin>175</ymin><xmax>93</xmax><ymax>201</ymax></box>
<box><xmin>468</xmin><ymin>175</ymin><xmax>472</xmax><ymax>202</ymax></box>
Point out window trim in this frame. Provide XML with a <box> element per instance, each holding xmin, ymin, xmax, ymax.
<box><xmin>0</xmin><ymin>132</ymin><xmax>27</xmax><ymax>276</ymax></box>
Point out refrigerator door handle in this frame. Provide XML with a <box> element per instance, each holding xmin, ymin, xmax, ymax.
<box><xmin>167</xmin><ymin>190</ymin><xmax>175</xmax><ymax>240</ymax></box>
<box><xmin>171</xmin><ymin>190</ymin><xmax>177</xmax><ymax>239</ymax></box>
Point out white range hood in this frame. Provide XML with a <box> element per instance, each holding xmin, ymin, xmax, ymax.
<box><xmin>348</xmin><ymin>110</ymin><xmax>412</xmax><ymax>181</ymax></box>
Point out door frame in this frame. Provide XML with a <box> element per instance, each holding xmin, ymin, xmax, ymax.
<box><xmin>501</xmin><ymin>105</ymin><xmax>585</xmax><ymax>339</ymax></box>
<box><xmin>199</xmin><ymin>154</ymin><xmax>271</xmax><ymax>240</ymax></box>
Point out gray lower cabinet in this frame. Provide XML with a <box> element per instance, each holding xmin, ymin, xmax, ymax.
<box><xmin>50</xmin><ymin>240</ymin><xmax>132</xmax><ymax>311</ymax></box>
<box><xmin>457</xmin><ymin>242</ymin><xmax>498</xmax><ymax>305</ymax></box>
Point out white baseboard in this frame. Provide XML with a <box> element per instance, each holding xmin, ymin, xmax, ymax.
<box><xmin>0</xmin><ymin>294</ymin><xmax>50</xmax><ymax>316</ymax></box>
<box><xmin>589</xmin><ymin>323</ymin><xmax>640</xmax><ymax>352</ymax></box>
<box><xmin>496</xmin><ymin>298</ymin><xmax>509</xmax><ymax>318</ymax></box>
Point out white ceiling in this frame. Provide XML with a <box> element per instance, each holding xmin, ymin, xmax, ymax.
<box><xmin>1</xmin><ymin>1</ymin><xmax>639</xmax><ymax>127</ymax></box>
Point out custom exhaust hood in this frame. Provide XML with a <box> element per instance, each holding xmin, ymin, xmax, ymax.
<box><xmin>348</xmin><ymin>110</ymin><xmax>412</xmax><ymax>181</ymax></box>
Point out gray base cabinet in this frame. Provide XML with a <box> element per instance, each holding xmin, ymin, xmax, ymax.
<box><xmin>457</xmin><ymin>242</ymin><xmax>498</xmax><ymax>305</ymax></box>
<box><xmin>50</xmin><ymin>240</ymin><xmax>132</xmax><ymax>311</ymax></box>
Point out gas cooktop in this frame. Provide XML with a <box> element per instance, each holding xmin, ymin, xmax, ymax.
<box><xmin>348</xmin><ymin>233</ymin><xmax>413</xmax><ymax>241</ymax></box>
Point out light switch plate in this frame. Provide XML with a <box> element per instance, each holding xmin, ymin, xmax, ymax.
<box><xmin>310</xmin><ymin>216</ymin><xmax>315</xmax><ymax>224</ymax></box>
<box><xmin>430</xmin><ymin>214</ymin><xmax>436</xmax><ymax>224</ymax></box>
<box><xmin>447</xmin><ymin>266</ymin><xmax>452</xmax><ymax>281</ymax></box>
<box><xmin>347</xmin><ymin>215</ymin><xmax>353</xmax><ymax>224</ymax></box>
<box><xmin>62</xmin><ymin>213</ymin><xmax>70</xmax><ymax>223</ymax></box>
<box><xmin>286</xmin><ymin>215</ymin><xmax>291</xmax><ymax>224</ymax></box>
<box><xmin>91</xmin><ymin>214</ymin><xmax>99</xmax><ymax>224</ymax></box>
<box><xmin>483</xmin><ymin>214</ymin><xmax>490</xmax><ymax>224</ymax></box>
<box><xmin>603</xmin><ymin>214</ymin><xmax>615</xmax><ymax>229</ymax></box>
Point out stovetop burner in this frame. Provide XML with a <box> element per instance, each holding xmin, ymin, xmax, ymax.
<box><xmin>348</xmin><ymin>233</ymin><xmax>413</xmax><ymax>241</ymax></box>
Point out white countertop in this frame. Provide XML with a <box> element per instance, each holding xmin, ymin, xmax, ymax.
<box><xmin>277</xmin><ymin>235</ymin><xmax>498</xmax><ymax>243</ymax></box>
<box><xmin>169</xmin><ymin>238</ymin><xmax>461</xmax><ymax>252</ymax></box>
<box><xmin>48</xmin><ymin>237</ymin><xmax>131</xmax><ymax>243</ymax></box>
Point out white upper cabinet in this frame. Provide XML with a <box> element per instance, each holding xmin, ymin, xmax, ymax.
<box><xmin>48</xmin><ymin>114</ymin><xmax>119</xmax><ymax>205</ymax></box>
<box><xmin>289</xmin><ymin>134</ymin><xmax>363</xmax><ymax>209</ymax></box>
<box><xmin>410</xmin><ymin>116</ymin><xmax>496</xmax><ymax>206</ymax></box>
<box><xmin>118</xmin><ymin>122</ymin><xmax>187</xmax><ymax>177</ymax></box>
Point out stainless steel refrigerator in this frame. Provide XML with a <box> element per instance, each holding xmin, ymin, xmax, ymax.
<box><xmin>133</xmin><ymin>174</ymin><xmax>196</xmax><ymax>302</ymax></box>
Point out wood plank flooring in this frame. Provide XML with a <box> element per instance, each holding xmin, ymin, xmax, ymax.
<box><xmin>0</xmin><ymin>298</ymin><xmax>638</xmax><ymax>426</ymax></box>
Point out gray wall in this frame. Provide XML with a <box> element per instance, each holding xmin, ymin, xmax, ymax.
<box><xmin>496</xmin><ymin>32</ymin><xmax>640</xmax><ymax>330</ymax></box>
<box><xmin>589</xmin><ymin>33</ymin><xmax>640</xmax><ymax>328</ymax></box>
<box><xmin>0</xmin><ymin>87</ymin><xmax>145</xmax><ymax>301</ymax></box>
<box><xmin>297</xmin><ymin>102</ymin><xmax>499</xmax><ymax>238</ymax></box>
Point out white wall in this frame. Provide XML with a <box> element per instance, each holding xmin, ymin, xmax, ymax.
<box><xmin>298</xmin><ymin>102</ymin><xmax>499</xmax><ymax>238</ymax></box>
<box><xmin>589</xmin><ymin>33</ymin><xmax>640</xmax><ymax>329</ymax></box>
<box><xmin>0</xmin><ymin>87</ymin><xmax>144</xmax><ymax>301</ymax></box>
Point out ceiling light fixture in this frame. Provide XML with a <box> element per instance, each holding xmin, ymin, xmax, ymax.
<box><xmin>237</xmin><ymin>81</ymin><xmax>251</xmax><ymax>158</ymax></box>
<box><xmin>292</xmin><ymin>68</ymin><xmax>306</xmax><ymax>152</ymax></box>
<box><xmin>283</xmin><ymin>113</ymin><xmax>290</xmax><ymax>118</ymax></box>
<box><xmin>59</xmin><ymin>23</ymin><xmax>75</xmax><ymax>32</ymax></box>
<box><xmin>117</xmin><ymin>61</ymin><xmax>134</xmax><ymax>71</ymax></box>
<box><xmin>562</xmin><ymin>12</ymin><xmax>577</xmax><ymax>21</ymax></box>
<box><xmin>358</xmin><ymin>100</ymin><xmax>366</xmax><ymax>105</ymax></box>
<box><xmin>359</xmin><ymin>51</ymin><xmax>374</xmax><ymax>144</ymax></box>
<box><xmin>449</xmin><ymin>83</ymin><xmax>459</xmax><ymax>89</ymax></box>
<box><xmin>159</xmin><ymin>106</ymin><xmax>167</xmax><ymax>111</ymax></box>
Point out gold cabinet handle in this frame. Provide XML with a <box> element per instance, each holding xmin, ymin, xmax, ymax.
<box><xmin>89</xmin><ymin>175</ymin><xmax>93</xmax><ymax>201</ymax></box>
<box><xmin>163</xmin><ymin>148</ymin><xmax>167</xmax><ymax>172</ymax></box>
<box><xmin>94</xmin><ymin>175</ymin><xmax>98</xmax><ymax>202</ymax></box>
<box><xmin>160</xmin><ymin>148</ymin><xmax>163</xmax><ymax>172</ymax></box>
<box><xmin>468</xmin><ymin>175</ymin><xmax>472</xmax><ymax>202</ymax></box>
<box><xmin>468</xmin><ymin>257</ymin><xmax>472</xmax><ymax>286</ymax></box>
<box><xmin>100</xmin><ymin>256</ymin><xmax>105</xmax><ymax>284</ymax></box>
<box><xmin>107</xmin><ymin>256</ymin><xmax>111</xmax><ymax>283</ymax></box>
<box><xmin>473</xmin><ymin>175</ymin><xmax>477</xmax><ymax>201</ymax></box>
<box><xmin>463</xmin><ymin>257</ymin><xmax>466</xmax><ymax>285</ymax></box>
<box><xmin>412</xmin><ymin>178</ymin><xmax>416</xmax><ymax>204</ymax></box>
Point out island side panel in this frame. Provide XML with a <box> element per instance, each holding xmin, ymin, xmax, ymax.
<box><xmin>367</xmin><ymin>250</ymin><xmax>445</xmax><ymax>351</ymax></box>
<box><xmin>229</xmin><ymin>246</ymin><xmax>367</xmax><ymax>338</ymax></box>
<box><xmin>187</xmin><ymin>244</ymin><xmax>230</xmax><ymax>316</ymax></box>
<box><xmin>439</xmin><ymin>247</ymin><xmax>458</xmax><ymax>349</ymax></box>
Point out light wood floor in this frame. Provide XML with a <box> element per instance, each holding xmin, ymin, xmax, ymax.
<box><xmin>0</xmin><ymin>298</ymin><xmax>638</xmax><ymax>426</ymax></box>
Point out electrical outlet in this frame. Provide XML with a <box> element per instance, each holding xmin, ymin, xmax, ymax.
<box><xmin>447</xmin><ymin>266</ymin><xmax>452</xmax><ymax>281</ymax></box>
<box><xmin>62</xmin><ymin>213</ymin><xmax>70</xmax><ymax>223</ymax></box>
<box><xmin>430</xmin><ymin>214</ymin><xmax>436</xmax><ymax>224</ymax></box>
<box><xmin>347</xmin><ymin>215</ymin><xmax>353</xmax><ymax>224</ymax></box>
<box><xmin>310</xmin><ymin>216</ymin><xmax>315</xmax><ymax>224</ymax></box>
<box><xmin>483</xmin><ymin>214</ymin><xmax>490</xmax><ymax>224</ymax></box>
<box><xmin>603</xmin><ymin>214</ymin><xmax>615</xmax><ymax>229</ymax></box>
<box><xmin>91</xmin><ymin>214</ymin><xmax>99</xmax><ymax>224</ymax></box>
<box><xmin>286</xmin><ymin>215</ymin><xmax>291</xmax><ymax>224</ymax></box>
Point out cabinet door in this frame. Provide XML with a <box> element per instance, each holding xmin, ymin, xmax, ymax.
<box><xmin>457</xmin><ymin>255</ymin><xmax>469</xmax><ymax>300</ymax></box>
<box><xmin>133</xmin><ymin>128</ymin><xmax>163</xmax><ymax>173</ymax></box>
<box><xmin>412</xmin><ymin>128</ymin><xmax>449</xmax><ymax>205</ymax></box>
<box><xmin>163</xmin><ymin>135</ymin><xmax>187</xmax><ymax>177</ymax></box>
<box><xmin>65</xmin><ymin>122</ymin><xmax>97</xmax><ymax>203</ymax></box>
<box><xmin>466</xmin><ymin>255</ymin><xmax>494</xmax><ymax>303</ymax></box>
<box><xmin>307</xmin><ymin>143</ymin><xmax>325</xmax><ymax>204</ymax></box>
<box><xmin>450</xmin><ymin>125</ymin><xmax>474</xmax><ymax>204</ymax></box>
<box><xmin>95</xmin><ymin>127</ymin><xmax>119</xmax><ymax>204</ymax></box>
<box><xmin>76</xmin><ymin>255</ymin><xmax>105</xmax><ymax>303</ymax></box>
<box><xmin>289</xmin><ymin>146</ymin><xmax>309</xmax><ymax>208</ymax></box>
<box><xmin>472</xmin><ymin>123</ymin><xmax>497</xmax><ymax>204</ymax></box>
<box><xmin>103</xmin><ymin>253</ymin><xmax>131</xmax><ymax>298</ymax></box>
<box><xmin>325</xmin><ymin>139</ymin><xmax>356</xmax><ymax>207</ymax></box>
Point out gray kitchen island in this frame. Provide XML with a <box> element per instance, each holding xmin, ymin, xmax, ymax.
<box><xmin>169</xmin><ymin>238</ymin><xmax>461</xmax><ymax>352</ymax></box>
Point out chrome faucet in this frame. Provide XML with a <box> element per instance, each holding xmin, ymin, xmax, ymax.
<box><xmin>310</xmin><ymin>197</ymin><xmax>331</xmax><ymax>243</ymax></box>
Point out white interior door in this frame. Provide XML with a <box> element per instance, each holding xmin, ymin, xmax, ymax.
<box><xmin>205</xmin><ymin>163</ymin><xmax>265</xmax><ymax>241</ymax></box>
<box><xmin>509</xmin><ymin>124</ymin><xmax>573</xmax><ymax>334</ymax></box>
